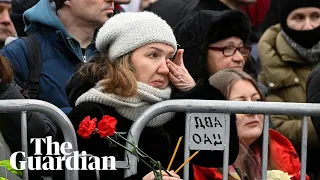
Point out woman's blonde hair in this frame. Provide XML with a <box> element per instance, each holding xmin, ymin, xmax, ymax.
<box><xmin>209</xmin><ymin>69</ymin><xmax>277</xmax><ymax>178</ymax></box>
<box><xmin>77</xmin><ymin>53</ymin><xmax>138</xmax><ymax>97</ymax></box>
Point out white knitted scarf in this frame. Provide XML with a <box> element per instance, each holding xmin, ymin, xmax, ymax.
<box><xmin>75</xmin><ymin>81</ymin><xmax>175</xmax><ymax>127</ymax></box>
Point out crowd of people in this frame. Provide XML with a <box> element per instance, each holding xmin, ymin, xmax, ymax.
<box><xmin>0</xmin><ymin>0</ymin><xmax>319</xmax><ymax>179</ymax></box>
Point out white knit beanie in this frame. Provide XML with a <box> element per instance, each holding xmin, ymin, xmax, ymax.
<box><xmin>96</xmin><ymin>11</ymin><xmax>177</xmax><ymax>60</ymax></box>
<box><xmin>0</xmin><ymin>0</ymin><xmax>10</xmax><ymax>3</ymax></box>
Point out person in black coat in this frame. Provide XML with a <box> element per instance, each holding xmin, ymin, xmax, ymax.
<box><xmin>175</xmin><ymin>10</ymin><xmax>252</xmax><ymax>82</ymax></box>
<box><xmin>305</xmin><ymin>63</ymin><xmax>320</xmax><ymax>179</ymax></box>
<box><xmin>307</xmin><ymin>63</ymin><xmax>320</xmax><ymax>139</ymax></box>
<box><xmin>66</xmin><ymin>11</ymin><xmax>239</xmax><ymax>180</ymax></box>
<box><xmin>0</xmin><ymin>55</ymin><xmax>58</xmax><ymax>179</ymax></box>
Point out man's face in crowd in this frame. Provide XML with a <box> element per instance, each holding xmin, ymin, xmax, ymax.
<box><xmin>287</xmin><ymin>7</ymin><xmax>320</xmax><ymax>31</ymax></box>
<box><xmin>66</xmin><ymin>0</ymin><xmax>115</xmax><ymax>28</ymax></box>
<box><xmin>0</xmin><ymin>2</ymin><xmax>16</xmax><ymax>43</ymax></box>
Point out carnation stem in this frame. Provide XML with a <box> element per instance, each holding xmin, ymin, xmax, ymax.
<box><xmin>106</xmin><ymin>136</ymin><xmax>133</xmax><ymax>153</ymax></box>
<box><xmin>107</xmin><ymin>136</ymin><xmax>157</xmax><ymax>173</ymax></box>
<box><xmin>137</xmin><ymin>155</ymin><xmax>157</xmax><ymax>172</ymax></box>
<box><xmin>115</xmin><ymin>132</ymin><xmax>173</xmax><ymax>177</ymax></box>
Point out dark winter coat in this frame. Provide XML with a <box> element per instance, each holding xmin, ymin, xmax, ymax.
<box><xmin>66</xmin><ymin>69</ymin><xmax>239</xmax><ymax>179</ymax></box>
<box><xmin>260</xmin><ymin>24</ymin><xmax>320</xmax><ymax>178</ymax></box>
<box><xmin>307</xmin><ymin>63</ymin><xmax>320</xmax><ymax>139</ymax></box>
<box><xmin>0</xmin><ymin>81</ymin><xmax>58</xmax><ymax>179</ymax></box>
<box><xmin>68</xmin><ymin>102</ymin><xmax>171</xmax><ymax>180</ymax></box>
<box><xmin>306</xmin><ymin>63</ymin><xmax>320</xmax><ymax>179</ymax></box>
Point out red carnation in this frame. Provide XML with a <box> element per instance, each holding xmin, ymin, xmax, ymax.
<box><xmin>97</xmin><ymin>115</ymin><xmax>117</xmax><ymax>138</ymax></box>
<box><xmin>77</xmin><ymin>116</ymin><xmax>97</xmax><ymax>139</ymax></box>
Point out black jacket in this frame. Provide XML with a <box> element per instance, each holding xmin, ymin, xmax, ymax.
<box><xmin>0</xmin><ymin>81</ymin><xmax>57</xmax><ymax>179</ymax></box>
<box><xmin>305</xmin><ymin>63</ymin><xmax>320</xmax><ymax>180</ymax></box>
<box><xmin>66</xmin><ymin>70</ymin><xmax>239</xmax><ymax>179</ymax></box>
<box><xmin>0</xmin><ymin>81</ymin><xmax>57</xmax><ymax>152</ymax></box>
<box><xmin>68</xmin><ymin>102</ymin><xmax>171</xmax><ymax>180</ymax></box>
<box><xmin>306</xmin><ymin>63</ymin><xmax>320</xmax><ymax>139</ymax></box>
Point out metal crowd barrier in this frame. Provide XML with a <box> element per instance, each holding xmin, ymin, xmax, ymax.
<box><xmin>123</xmin><ymin>99</ymin><xmax>320</xmax><ymax>180</ymax></box>
<box><xmin>0</xmin><ymin>99</ymin><xmax>78</xmax><ymax>180</ymax></box>
<box><xmin>2</xmin><ymin>99</ymin><xmax>320</xmax><ymax>180</ymax></box>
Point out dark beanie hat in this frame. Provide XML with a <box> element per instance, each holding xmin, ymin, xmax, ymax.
<box><xmin>177</xmin><ymin>10</ymin><xmax>251</xmax><ymax>49</ymax></box>
<box><xmin>176</xmin><ymin>10</ymin><xmax>251</xmax><ymax>79</ymax></box>
<box><xmin>280</xmin><ymin>0</ymin><xmax>320</xmax><ymax>25</ymax></box>
<box><xmin>279</xmin><ymin>0</ymin><xmax>320</xmax><ymax>48</ymax></box>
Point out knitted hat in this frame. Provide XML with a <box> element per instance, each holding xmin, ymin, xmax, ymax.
<box><xmin>96</xmin><ymin>11</ymin><xmax>177</xmax><ymax>60</ymax></box>
<box><xmin>0</xmin><ymin>0</ymin><xmax>11</xmax><ymax>3</ymax></box>
<box><xmin>279</xmin><ymin>0</ymin><xmax>320</xmax><ymax>48</ymax></box>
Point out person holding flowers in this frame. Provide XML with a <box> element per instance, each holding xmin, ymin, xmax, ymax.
<box><xmin>65</xmin><ymin>11</ymin><xmax>240</xmax><ymax>180</ymax></box>
<box><xmin>193</xmin><ymin>69</ymin><xmax>308</xmax><ymax>180</ymax></box>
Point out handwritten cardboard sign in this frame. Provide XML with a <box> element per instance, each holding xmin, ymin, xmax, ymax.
<box><xmin>187</xmin><ymin>113</ymin><xmax>228</xmax><ymax>151</ymax></box>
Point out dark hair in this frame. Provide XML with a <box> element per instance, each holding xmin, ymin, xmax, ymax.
<box><xmin>0</xmin><ymin>55</ymin><xmax>14</xmax><ymax>83</ymax></box>
<box><xmin>77</xmin><ymin>53</ymin><xmax>138</xmax><ymax>97</ymax></box>
<box><xmin>54</xmin><ymin>0</ymin><xmax>66</xmax><ymax>10</ymax></box>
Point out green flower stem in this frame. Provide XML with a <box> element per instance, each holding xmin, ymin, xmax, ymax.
<box><xmin>137</xmin><ymin>155</ymin><xmax>157</xmax><ymax>173</ymax></box>
<box><xmin>115</xmin><ymin>132</ymin><xmax>173</xmax><ymax>177</ymax></box>
<box><xmin>106</xmin><ymin>136</ymin><xmax>133</xmax><ymax>153</ymax></box>
<box><xmin>106</xmin><ymin>136</ymin><xmax>157</xmax><ymax>173</ymax></box>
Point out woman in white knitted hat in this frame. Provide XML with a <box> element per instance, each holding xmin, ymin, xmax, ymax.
<box><xmin>65</xmin><ymin>11</ymin><xmax>239</xmax><ymax>180</ymax></box>
<box><xmin>66</xmin><ymin>11</ymin><xmax>185</xmax><ymax>180</ymax></box>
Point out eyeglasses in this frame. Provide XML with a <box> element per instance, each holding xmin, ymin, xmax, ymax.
<box><xmin>208</xmin><ymin>45</ymin><xmax>252</xmax><ymax>57</ymax></box>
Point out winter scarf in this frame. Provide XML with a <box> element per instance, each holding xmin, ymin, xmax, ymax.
<box><xmin>282</xmin><ymin>31</ymin><xmax>320</xmax><ymax>64</ymax></box>
<box><xmin>75</xmin><ymin>81</ymin><xmax>175</xmax><ymax>127</ymax></box>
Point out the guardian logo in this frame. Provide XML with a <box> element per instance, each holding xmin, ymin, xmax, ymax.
<box><xmin>10</xmin><ymin>136</ymin><xmax>116</xmax><ymax>171</ymax></box>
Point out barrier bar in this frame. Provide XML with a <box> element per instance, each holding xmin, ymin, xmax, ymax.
<box><xmin>301</xmin><ymin>116</ymin><xmax>309</xmax><ymax>180</ymax></box>
<box><xmin>262</xmin><ymin>115</ymin><xmax>270</xmax><ymax>180</ymax></box>
<box><xmin>124</xmin><ymin>100</ymin><xmax>320</xmax><ymax>179</ymax></box>
<box><xmin>183</xmin><ymin>115</ymin><xmax>191</xmax><ymax>180</ymax></box>
<box><xmin>21</xmin><ymin>111</ymin><xmax>28</xmax><ymax>180</ymax></box>
<box><xmin>0</xmin><ymin>99</ymin><xmax>78</xmax><ymax>180</ymax></box>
